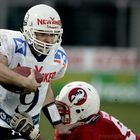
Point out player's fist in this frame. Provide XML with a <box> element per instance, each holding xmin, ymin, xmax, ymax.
<box><xmin>10</xmin><ymin>112</ymin><xmax>40</xmax><ymax>140</ymax></box>
<box><xmin>23</xmin><ymin>69</ymin><xmax>41</xmax><ymax>94</ymax></box>
<box><xmin>1</xmin><ymin>66</ymin><xmax>43</xmax><ymax>94</ymax></box>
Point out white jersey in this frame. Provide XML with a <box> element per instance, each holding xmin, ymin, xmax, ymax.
<box><xmin>0</xmin><ymin>29</ymin><xmax>68</xmax><ymax>128</ymax></box>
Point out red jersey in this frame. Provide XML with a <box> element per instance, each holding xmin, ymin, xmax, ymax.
<box><xmin>55</xmin><ymin>111</ymin><xmax>140</xmax><ymax>140</ymax></box>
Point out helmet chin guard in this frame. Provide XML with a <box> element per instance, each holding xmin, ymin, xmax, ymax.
<box><xmin>23</xmin><ymin>4</ymin><xmax>63</xmax><ymax>55</ymax></box>
<box><xmin>56</xmin><ymin>81</ymin><xmax>100</xmax><ymax>124</ymax></box>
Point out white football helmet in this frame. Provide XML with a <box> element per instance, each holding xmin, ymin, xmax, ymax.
<box><xmin>56</xmin><ymin>81</ymin><xmax>100</xmax><ymax>124</ymax></box>
<box><xmin>23</xmin><ymin>4</ymin><xmax>63</xmax><ymax>55</ymax></box>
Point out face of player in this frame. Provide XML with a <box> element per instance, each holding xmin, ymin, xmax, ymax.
<box><xmin>35</xmin><ymin>32</ymin><xmax>58</xmax><ymax>44</ymax></box>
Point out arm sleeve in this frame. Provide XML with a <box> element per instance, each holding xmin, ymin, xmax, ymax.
<box><xmin>0</xmin><ymin>31</ymin><xmax>13</xmax><ymax>65</ymax></box>
<box><xmin>53</xmin><ymin>66</ymin><xmax>67</xmax><ymax>80</ymax></box>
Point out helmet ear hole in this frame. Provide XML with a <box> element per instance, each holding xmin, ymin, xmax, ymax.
<box><xmin>76</xmin><ymin>109</ymin><xmax>85</xmax><ymax>114</ymax></box>
<box><xmin>76</xmin><ymin>109</ymin><xmax>81</xmax><ymax>114</ymax></box>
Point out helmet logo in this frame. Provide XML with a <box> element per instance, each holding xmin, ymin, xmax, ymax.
<box><xmin>68</xmin><ymin>88</ymin><xmax>87</xmax><ymax>106</ymax></box>
<box><xmin>37</xmin><ymin>17</ymin><xmax>61</xmax><ymax>25</ymax></box>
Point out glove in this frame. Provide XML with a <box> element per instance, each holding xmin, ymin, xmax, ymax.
<box><xmin>10</xmin><ymin>112</ymin><xmax>40</xmax><ymax>140</ymax></box>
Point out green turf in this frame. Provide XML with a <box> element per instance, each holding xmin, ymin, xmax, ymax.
<box><xmin>40</xmin><ymin>113</ymin><xmax>55</xmax><ymax>140</ymax></box>
<box><xmin>40</xmin><ymin>102</ymin><xmax>140</xmax><ymax>140</ymax></box>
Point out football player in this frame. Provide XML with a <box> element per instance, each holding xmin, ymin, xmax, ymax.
<box><xmin>55</xmin><ymin>81</ymin><xmax>140</xmax><ymax>140</ymax></box>
<box><xmin>0</xmin><ymin>4</ymin><xmax>83</xmax><ymax>140</ymax></box>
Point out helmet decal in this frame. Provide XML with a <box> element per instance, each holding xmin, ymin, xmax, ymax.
<box><xmin>37</xmin><ymin>17</ymin><xmax>61</xmax><ymax>26</ymax></box>
<box><xmin>68</xmin><ymin>88</ymin><xmax>87</xmax><ymax>106</ymax></box>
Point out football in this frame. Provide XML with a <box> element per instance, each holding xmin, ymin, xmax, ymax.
<box><xmin>1</xmin><ymin>66</ymin><xmax>43</xmax><ymax>93</ymax></box>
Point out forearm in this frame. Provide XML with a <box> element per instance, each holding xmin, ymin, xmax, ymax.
<box><xmin>0</xmin><ymin>63</ymin><xmax>27</xmax><ymax>87</ymax></box>
<box><xmin>43</xmin><ymin>83</ymin><xmax>55</xmax><ymax>106</ymax></box>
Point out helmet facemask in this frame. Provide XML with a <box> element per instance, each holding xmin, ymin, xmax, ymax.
<box><xmin>55</xmin><ymin>100</ymin><xmax>71</xmax><ymax>124</ymax></box>
<box><xmin>23</xmin><ymin>27</ymin><xmax>63</xmax><ymax>55</ymax></box>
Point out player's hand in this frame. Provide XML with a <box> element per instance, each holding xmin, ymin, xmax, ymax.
<box><xmin>54</xmin><ymin>122</ymin><xmax>84</xmax><ymax>135</ymax></box>
<box><xmin>10</xmin><ymin>112</ymin><xmax>40</xmax><ymax>140</ymax></box>
<box><xmin>22</xmin><ymin>69</ymin><xmax>41</xmax><ymax>94</ymax></box>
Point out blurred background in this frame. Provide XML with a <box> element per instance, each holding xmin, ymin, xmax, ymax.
<box><xmin>0</xmin><ymin>0</ymin><xmax>140</xmax><ymax>139</ymax></box>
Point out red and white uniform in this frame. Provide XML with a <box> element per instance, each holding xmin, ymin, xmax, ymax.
<box><xmin>0</xmin><ymin>29</ymin><xmax>68</xmax><ymax>129</ymax></box>
<box><xmin>55</xmin><ymin>111</ymin><xmax>140</xmax><ymax>140</ymax></box>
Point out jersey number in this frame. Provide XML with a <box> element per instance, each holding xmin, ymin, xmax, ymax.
<box><xmin>15</xmin><ymin>89</ymin><xmax>39</xmax><ymax>113</ymax></box>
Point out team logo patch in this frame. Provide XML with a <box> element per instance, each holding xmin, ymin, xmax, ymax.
<box><xmin>54</xmin><ymin>49</ymin><xmax>68</xmax><ymax>67</ymax></box>
<box><xmin>68</xmin><ymin>88</ymin><xmax>87</xmax><ymax>106</ymax></box>
<box><xmin>14</xmin><ymin>38</ymin><xmax>27</xmax><ymax>56</ymax></box>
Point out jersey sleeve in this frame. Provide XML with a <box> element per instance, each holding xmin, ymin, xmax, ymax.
<box><xmin>100</xmin><ymin>111</ymin><xmax>138</xmax><ymax>140</ymax></box>
<box><xmin>0</xmin><ymin>30</ymin><xmax>13</xmax><ymax>65</ymax></box>
<box><xmin>53</xmin><ymin>48</ymin><xmax>68</xmax><ymax>80</ymax></box>
<box><xmin>136</xmin><ymin>135</ymin><xmax>140</xmax><ymax>140</ymax></box>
